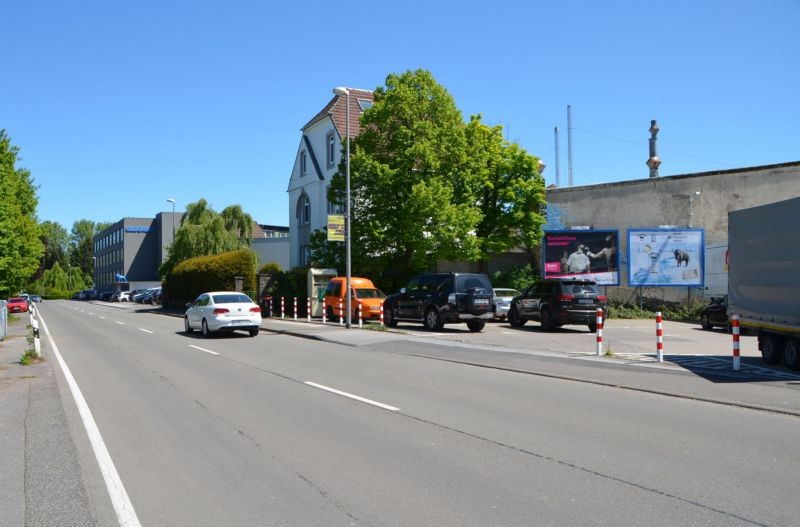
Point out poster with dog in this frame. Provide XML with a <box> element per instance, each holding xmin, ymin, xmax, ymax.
<box><xmin>628</xmin><ymin>229</ymin><xmax>704</xmax><ymax>287</ymax></box>
<box><xmin>543</xmin><ymin>230</ymin><xmax>620</xmax><ymax>285</ymax></box>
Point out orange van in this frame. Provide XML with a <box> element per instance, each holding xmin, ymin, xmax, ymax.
<box><xmin>324</xmin><ymin>277</ymin><xmax>386</xmax><ymax>321</ymax></box>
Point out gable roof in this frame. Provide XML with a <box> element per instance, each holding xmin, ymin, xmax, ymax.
<box><xmin>301</xmin><ymin>88</ymin><xmax>374</xmax><ymax>139</ymax></box>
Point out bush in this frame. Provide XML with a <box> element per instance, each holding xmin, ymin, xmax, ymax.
<box><xmin>607</xmin><ymin>300</ymin><xmax>704</xmax><ymax>322</ymax></box>
<box><xmin>490</xmin><ymin>264</ymin><xmax>538</xmax><ymax>292</ymax></box>
<box><xmin>163</xmin><ymin>249</ymin><xmax>258</xmax><ymax>307</ymax></box>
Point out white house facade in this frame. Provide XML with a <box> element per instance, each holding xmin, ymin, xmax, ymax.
<box><xmin>287</xmin><ymin>88</ymin><xmax>373</xmax><ymax>268</ymax></box>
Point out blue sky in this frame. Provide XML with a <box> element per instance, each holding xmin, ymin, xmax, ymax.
<box><xmin>4</xmin><ymin>0</ymin><xmax>798</xmax><ymax>231</ymax></box>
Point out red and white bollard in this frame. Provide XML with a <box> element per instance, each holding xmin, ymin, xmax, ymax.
<box><xmin>293</xmin><ymin>297</ymin><xmax>298</xmax><ymax>321</ymax></box>
<box><xmin>596</xmin><ymin>308</ymin><xmax>604</xmax><ymax>356</ymax></box>
<box><xmin>656</xmin><ymin>311</ymin><xmax>664</xmax><ymax>362</ymax></box>
<box><xmin>281</xmin><ymin>296</ymin><xmax>285</xmax><ymax>319</ymax></box>
<box><xmin>322</xmin><ymin>298</ymin><xmax>327</xmax><ymax>325</ymax></box>
<box><xmin>358</xmin><ymin>300</ymin><xmax>363</xmax><ymax>328</ymax></box>
<box><xmin>380</xmin><ymin>303</ymin><xmax>384</xmax><ymax>327</ymax></box>
<box><xmin>270</xmin><ymin>297</ymin><xmax>275</xmax><ymax>318</ymax></box>
<box><xmin>307</xmin><ymin>297</ymin><xmax>311</xmax><ymax>323</ymax></box>
<box><xmin>731</xmin><ymin>314</ymin><xmax>741</xmax><ymax>371</ymax></box>
<box><xmin>338</xmin><ymin>298</ymin><xmax>344</xmax><ymax>326</ymax></box>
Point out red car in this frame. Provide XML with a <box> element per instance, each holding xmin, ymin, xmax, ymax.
<box><xmin>7</xmin><ymin>297</ymin><xmax>29</xmax><ymax>313</ymax></box>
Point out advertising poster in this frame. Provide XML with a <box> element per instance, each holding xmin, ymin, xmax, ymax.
<box><xmin>543</xmin><ymin>230</ymin><xmax>619</xmax><ymax>285</ymax></box>
<box><xmin>327</xmin><ymin>214</ymin><xmax>345</xmax><ymax>242</ymax></box>
<box><xmin>628</xmin><ymin>229</ymin><xmax>704</xmax><ymax>287</ymax></box>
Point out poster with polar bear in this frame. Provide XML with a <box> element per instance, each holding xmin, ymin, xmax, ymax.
<box><xmin>628</xmin><ymin>229</ymin><xmax>704</xmax><ymax>287</ymax></box>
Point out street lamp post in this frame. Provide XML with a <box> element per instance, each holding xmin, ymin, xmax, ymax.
<box><xmin>166</xmin><ymin>198</ymin><xmax>176</xmax><ymax>238</ymax></box>
<box><xmin>333</xmin><ymin>86</ymin><xmax>352</xmax><ymax>329</ymax></box>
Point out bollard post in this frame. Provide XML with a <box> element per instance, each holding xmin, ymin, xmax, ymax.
<box><xmin>380</xmin><ymin>303</ymin><xmax>384</xmax><ymax>327</ymax></box>
<box><xmin>270</xmin><ymin>297</ymin><xmax>274</xmax><ymax>318</ymax></box>
<box><xmin>281</xmin><ymin>296</ymin><xmax>285</xmax><ymax>319</ymax></box>
<box><xmin>307</xmin><ymin>297</ymin><xmax>311</xmax><ymax>323</ymax></box>
<box><xmin>358</xmin><ymin>300</ymin><xmax>363</xmax><ymax>329</ymax></box>
<box><xmin>322</xmin><ymin>298</ymin><xmax>327</xmax><ymax>325</ymax></box>
<box><xmin>293</xmin><ymin>297</ymin><xmax>298</xmax><ymax>321</ymax></box>
<box><xmin>656</xmin><ymin>311</ymin><xmax>664</xmax><ymax>363</ymax></box>
<box><xmin>339</xmin><ymin>298</ymin><xmax>344</xmax><ymax>327</ymax></box>
<box><xmin>596</xmin><ymin>308</ymin><xmax>604</xmax><ymax>356</ymax></box>
<box><xmin>731</xmin><ymin>314</ymin><xmax>741</xmax><ymax>371</ymax></box>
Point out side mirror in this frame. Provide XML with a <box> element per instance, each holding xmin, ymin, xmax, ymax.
<box><xmin>185</xmin><ymin>303</ymin><xmax>192</xmax><ymax>309</ymax></box>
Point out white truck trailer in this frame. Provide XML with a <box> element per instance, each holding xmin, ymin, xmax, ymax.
<box><xmin>728</xmin><ymin>197</ymin><xmax>800</xmax><ymax>369</ymax></box>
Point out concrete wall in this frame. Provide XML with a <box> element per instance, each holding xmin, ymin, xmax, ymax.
<box><xmin>544</xmin><ymin>161</ymin><xmax>800</xmax><ymax>303</ymax></box>
<box><xmin>252</xmin><ymin>238</ymin><xmax>290</xmax><ymax>270</ymax></box>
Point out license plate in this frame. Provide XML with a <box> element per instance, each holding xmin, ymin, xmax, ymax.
<box><xmin>474</xmin><ymin>299</ymin><xmax>489</xmax><ymax>305</ymax></box>
<box><xmin>578</xmin><ymin>299</ymin><xmax>595</xmax><ymax>305</ymax></box>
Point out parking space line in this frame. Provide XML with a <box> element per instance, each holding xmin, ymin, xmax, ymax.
<box><xmin>189</xmin><ymin>344</ymin><xmax>219</xmax><ymax>356</ymax></box>
<box><xmin>115</xmin><ymin>321</ymin><xmax>125</xmax><ymax>325</ymax></box>
<box><xmin>304</xmin><ymin>381</ymin><xmax>399</xmax><ymax>411</ymax></box>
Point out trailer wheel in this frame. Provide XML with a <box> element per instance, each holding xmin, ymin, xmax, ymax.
<box><xmin>761</xmin><ymin>334</ymin><xmax>784</xmax><ymax>365</ymax></box>
<box><xmin>784</xmin><ymin>339</ymin><xmax>800</xmax><ymax>370</ymax></box>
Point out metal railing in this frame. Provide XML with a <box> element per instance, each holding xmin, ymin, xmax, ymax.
<box><xmin>0</xmin><ymin>301</ymin><xmax>7</xmax><ymax>341</ymax></box>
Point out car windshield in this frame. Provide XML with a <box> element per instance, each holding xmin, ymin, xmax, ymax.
<box><xmin>355</xmin><ymin>288</ymin><xmax>386</xmax><ymax>299</ymax></box>
<box><xmin>565</xmin><ymin>283</ymin><xmax>599</xmax><ymax>294</ymax></box>
<box><xmin>212</xmin><ymin>293</ymin><xmax>253</xmax><ymax>304</ymax></box>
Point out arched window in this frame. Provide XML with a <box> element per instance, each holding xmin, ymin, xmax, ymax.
<box><xmin>296</xmin><ymin>194</ymin><xmax>310</xmax><ymax>225</ymax></box>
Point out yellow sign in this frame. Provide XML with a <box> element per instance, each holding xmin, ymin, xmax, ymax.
<box><xmin>327</xmin><ymin>214</ymin><xmax>345</xmax><ymax>242</ymax></box>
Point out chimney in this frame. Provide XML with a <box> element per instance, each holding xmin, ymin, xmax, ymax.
<box><xmin>646</xmin><ymin>119</ymin><xmax>661</xmax><ymax>178</ymax></box>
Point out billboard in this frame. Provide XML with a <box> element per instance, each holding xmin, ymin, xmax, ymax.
<box><xmin>542</xmin><ymin>230</ymin><xmax>620</xmax><ymax>285</ymax></box>
<box><xmin>327</xmin><ymin>214</ymin><xmax>345</xmax><ymax>242</ymax></box>
<box><xmin>628</xmin><ymin>229</ymin><xmax>704</xmax><ymax>287</ymax></box>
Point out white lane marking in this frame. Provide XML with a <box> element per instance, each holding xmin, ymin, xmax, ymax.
<box><xmin>138</xmin><ymin>328</ymin><xmax>153</xmax><ymax>334</ymax></box>
<box><xmin>304</xmin><ymin>382</ymin><xmax>400</xmax><ymax>412</ymax></box>
<box><xmin>189</xmin><ymin>344</ymin><xmax>219</xmax><ymax>356</ymax></box>
<box><xmin>99</xmin><ymin>316</ymin><xmax>106</xmax><ymax>320</ymax></box>
<box><xmin>38</xmin><ymin>313</ymin><xmax>142</xmax><ymax>527</ymax></box>
<box><xmin>115</xmin><ymin>321</ymin><xmax>125</xmax><ymax>325</ymax></box>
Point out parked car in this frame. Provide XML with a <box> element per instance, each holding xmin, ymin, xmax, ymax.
<box><xmin>7</xmin><ymin>297</ymin><xmax>29</xmax><ymax>313</ymax></box>
<box><xmin>30</xmin><ymin>295</ymin><xmax>42</xmax><ymax>303</ymax></box>
<box><xmin>324</xmin><ymin>276</ymin><xmax>386</xmax><ymax>322</ymax></box>
<box><xmin>83</xmin><ymin>289</ymin><xmax>97</xmax><ymax>300</ymax></box>
<box><xmin>184</xmin><ymin>291</ymin><xmax>261</xmax><ymax>337</ymax></box>
<box><xmin>508</xmin><ymin>278</ymin><xmax>607</xmax><ymax>332</ymax></box>
<box><xmin>492</xmin><ymin>288</ymin><xmax>522</xmax><ymax>320</ymax></box>
<box><xmin>383</xmin><ymin>272</ymin><xmax>494</xmax><ymax>332</ymax></box>
<box><xmin>141</xmin><ymin>287</ymin><xmax>162</xmax><ymax>304</ymax></box>
<box><xmin>99</xmin><ymin>291</ymin><xmax>114</xmax><ymax>301</ymax></box>
<box><xmin>700</xmin><ymin>295</ymin><xmax>729</xmax><ymax>331</ymax></box>
<box><xmin>133</xmin><ymin>288</ymin><xmax>157</xmax><ymax>303</ymax></box>
<box><xmin>111</xmin><ymin>291</ymin><xmax>130</xmax><ymax>302</ymax></box>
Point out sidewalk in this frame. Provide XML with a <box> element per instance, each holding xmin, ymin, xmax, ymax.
<box><xmin>0</xmin><ymin>311</ymin><xmax>100</xmax><ymax>527</ymax></box>
<box><xmin>257</xmin><ymin>317</ymin><xmax>800</xmax><ymax>416</ymax></box>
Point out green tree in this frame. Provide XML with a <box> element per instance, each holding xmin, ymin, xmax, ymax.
<box><xmin>0</xmin><ymin>130</ymin><xmax>44</xmax><ymax>297</ymax></box>
<box><xmin>316</xmin><ymin>69</ymin><xmax>545</xmax><ymax>290</ymax></box>
<box><xmin>68</xmin><ymin>219</ymin><xmax>97</xmax><ymax>284</ymax></box>
<box><xmin>40</xmin><ymin>220</ymin><xmax>69</xmax><ymax>271</ymax></box>
<box><xmin>160</xmin><ymin>198</ymin><xmax>255</xmax><ymax>276</ymax></box>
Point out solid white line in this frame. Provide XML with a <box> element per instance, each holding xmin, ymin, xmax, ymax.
<box><xmin>138</xmin><ymin>328</ymin><xmax>153</xmax><ymax>334</ymax></box>
<box><xmin>38</xmin><ymin>313</ymin><xmax>142</xmax><ymax>527</ymax></box>
<box><xmin>304</xmin><ymin>382</ymin><xmax>400</xmax><ymax>412</ymax></box>
<box><xmin>189</xmin><ymin>344</ymin><xmax>219</xmax><ymax>356</ymax></box>
<box><xmin>115</xmin><ymin>321</ymin><xmax>125</xmax><ymax>325</ymax></box>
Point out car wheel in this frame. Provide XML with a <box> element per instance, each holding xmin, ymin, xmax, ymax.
<box><xmin>508</xmin><ymin>305</ymin><xmax>526</xmax><ymax>327</ymax></box>
<box><xmin>201</xmin><ymin>319</ymin><xmax>211</xmax><ymax>338</ymax></box>
<box><xmin>249</xmin><ymin>328</ymin><xmax>259</xmax><ymax>337</ymax></box>
<box><xmin>700</xmin><ymin>312</ymin><xmax>712</xmax><ymax>331</ymax></box>
<box><xmin>761</xmin><ymin>334</ymin><xmax>783</xmax><ymax>364</ymax></box>
<box><xmin>466</xmin><ymin>319</ymin><xmax>485</xmax><ymax>332</ymax></box>
<box><xmin>384</xmin><ymin>304</ymin><xmax>398</xmax><ymax>328</ymax></box>
<box><xmin>784</xmin><ymin>339</ymin><xmax>800</xmax><ymax>370</ymax></box>
<box><xmin>424</xmin><ymin>307</ymin><xmax>444</xmax><ymax>331</ymax></box>
<box><xmin>540</xmin><ymin>309</ymin><xmax>557</xmax><ymax>331</ymax></box>
<box><xmin>184</xmin><ymin>317</ymin><xmax>193</xmax><ymax>334</ymax></box>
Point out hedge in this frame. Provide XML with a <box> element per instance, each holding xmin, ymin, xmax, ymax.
<box><xmin>163</xmin><ymin>249</ymin><xmax>257</xmax><ymax>307</ymax></box>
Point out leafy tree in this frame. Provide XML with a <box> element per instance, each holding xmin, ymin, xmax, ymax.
<box><xmin>39</xmin><ymin>220</ymin><xmax>69</xmax><ymax>271</ymax></box>
<box><xmin>68</xmin><ymin>219</ymin><xmax>97</xmax><ymax>284</ymax></box>
<box><xmin>0</xmin><ymin>130</ymin><xmax>44</xmax><ymax>297</ymax></box>
<box><xmin>316</xmin><ymin>69</ymin><xmax>545</xmax><ymax>290</ymax></box>
<box><xmin>160</xmin><ymin>198</ymin><xmax>255</xmax><ymax>276</ymax></box>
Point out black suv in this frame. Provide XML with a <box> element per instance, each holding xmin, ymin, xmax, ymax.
<box><xmin>507</xmin><ymin>279</ymin><xmax>607</xmax><ymax>332</ymax></box>
<box><xmin>383</xmin><ymin>272</ymin><xmax>494</xmax><ymax>332</ymax></box>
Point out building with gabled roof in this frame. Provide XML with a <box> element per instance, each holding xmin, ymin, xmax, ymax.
<box><xmin>287</xmin><ymin>88</ymin><xmax>374</xmax><ymax>268</ymax></box>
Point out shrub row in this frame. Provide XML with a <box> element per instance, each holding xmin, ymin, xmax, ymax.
<box><xmin>164</xmin><ymin>249</ymin><xmax>257</xmax><ymax>308</ymax></box>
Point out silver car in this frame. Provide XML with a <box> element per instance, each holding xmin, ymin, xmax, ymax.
<box><xmin>184</xmin><ymin>291</ymin><xmax>262</xmax><ymax>337</ymax></box>
<box><xmin>493</xmin><ymin>288</ymin><xmax>522</xmax><ymax>320</ymax></box>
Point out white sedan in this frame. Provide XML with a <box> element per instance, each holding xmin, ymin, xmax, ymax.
<box><xmin>184</xmin><ymin>291</ymin><xmax>262</xmax><ymax>337</ymax></box>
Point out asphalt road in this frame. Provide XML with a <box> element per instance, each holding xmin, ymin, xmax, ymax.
<box><xmin>38</xmin><ymin>300</ymin><xmax>800</xmax><ymax>526</ymax></box>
